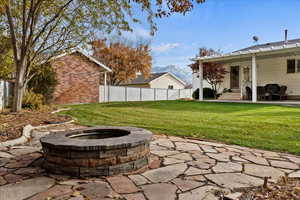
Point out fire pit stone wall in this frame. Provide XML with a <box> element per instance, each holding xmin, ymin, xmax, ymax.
<box><xmin>40</xmin><ymin>126</ymin><xmax>152</xmax><ymax>177</ymax></box>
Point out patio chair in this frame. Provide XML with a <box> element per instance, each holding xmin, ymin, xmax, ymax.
<box><xmin>279</xmin><ymin>85</ymin><xmax>287</xmax><ymax>100</ymax></box>
<box><xmin>245</xmin><ymin>86</ymin><xmax>252</xmax><ymax>100</ymax></box>
<box><xmin>264</xmin><ymin>84</ymin><xmax>281</xmax><ymax>100</ymax></box>
<box><xmin>257</xmin><ymin>86</ymin><xmax>266</xmax><ymax>101</ymax></box>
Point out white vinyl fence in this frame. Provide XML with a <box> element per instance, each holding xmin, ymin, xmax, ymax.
<box><xmin>0</xmin><ymin>80</ymin><xmax>12</xmax><ymax>110</ymax></box>
<box><xmin>99</xmin><ymin>85</ymin><xmax>192</xmax><ymax>103</ymax></box>
<box><xmin>0</xmin><ymin>81</ymin><xmax>4</xmax><ymax>110</ymax></box>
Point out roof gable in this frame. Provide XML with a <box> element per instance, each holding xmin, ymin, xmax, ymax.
<box><xmin>51</xmin><ymin>49</ymin><xmax>112</xmax><ymax>72</ymax></box>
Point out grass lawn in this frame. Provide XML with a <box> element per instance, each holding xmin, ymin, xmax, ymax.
<box><xmin>62</xmin><ymin>101</ymin><xmax>300</xmax><ymax>155</ymax></box>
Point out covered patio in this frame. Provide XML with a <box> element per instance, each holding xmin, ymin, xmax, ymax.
<box><xmin>195</xmin><ymin>41</ymin><xmax>300</xmax><ymax>103</ymax></box>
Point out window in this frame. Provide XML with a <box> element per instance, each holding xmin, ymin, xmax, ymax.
<box><xmin>297</xmin><ymin>60</ymin><xmax>300</xmax><ymax>72</ymax></box>
<box><xmin>287</xmin><ymin>59</ymin><xmax>300</xmax><ymax>73</ymax></box>
<box><xmin>168</xmin><ymin>85</ymin><xmax>174</xmax><ymax>89</ymax></box>
<box><xmin>287</xmin><ymin>59</ymin><xmax>296</xmax><ymax>73</ymax></box>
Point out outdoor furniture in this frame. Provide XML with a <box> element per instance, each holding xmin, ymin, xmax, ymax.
<box><xmin>245</xmin><ymin>86</ymin><xmax>252</xmax><ymax>100</ymax></box>
<box><xmin>264</xmin><ymin>84</ymin><xmax>281</xmax><ymax>100</ymax></box>
<box><xmin>257</xmin><ymin>86</ymin><xmax>266</xmax><ymax>101</ymax></box>
<box><xmin>279</xmin><ymin>85</ymin><xmax>288</xmax><ymax>100</ymax></box>
<box><xmin>245</xmin><ymin>84</ymin><xmax>287</xmax><ymax>101</ymax></box>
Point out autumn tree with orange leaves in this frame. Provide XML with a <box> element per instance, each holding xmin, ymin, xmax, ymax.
<box><xmin>92</xmin><ymin>39</ymin><xmax>152</xmax><ymax>85</ymax></box>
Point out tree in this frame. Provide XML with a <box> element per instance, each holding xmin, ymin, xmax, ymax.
<box><xmin>0</xmin><ymin>0</ymin><xmax>205</xmax><ymax>112</ymax></box>
<box><xmin>189</xmin><ymin>48</ymin><xmax>227</xmax><ymax>99</ymax></box>
<box><xmin>0</xmin><ymin>33</ymin><xmax>14</xmax><ymax>80</ymax></box>
<box><xmin>92</xmin><ymin>39</ymin><xmax>151</xmax><ymax>85</ymax></box>
<box><xmin>28</xmin><ymin>63</ymin><xmax>58</xmax><ymax>104</ymax></box>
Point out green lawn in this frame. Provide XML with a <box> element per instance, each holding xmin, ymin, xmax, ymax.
<box><xmin>62</xmin><ymin>101</ymin><xmax>300</xmax><ymax>155</ymax></box>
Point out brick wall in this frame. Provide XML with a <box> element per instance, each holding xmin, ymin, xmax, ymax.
<box><xmin>51</xmin><ymin>53</ymin><xmax>103</xmax><ymax>104</ymax></box>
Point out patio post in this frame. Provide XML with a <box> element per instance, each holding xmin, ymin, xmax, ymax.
<box><xmin>104</xmin><ymin>72</ymin><xmax>107</xmax><ymax>102</ymax></box>
<box><xmin>251</xmin><ymin>55</ymin><xmax>257</xmax><ymax>102</ymax></box>
<box><xmin>198</xmin><ymin>61</ymin><xmax>204</xmax><ymax>101</ymax></box>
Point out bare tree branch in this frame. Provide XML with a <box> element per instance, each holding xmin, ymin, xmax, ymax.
<box><xmin>30</xmin><ymin>0</ymin><xmax>74</xmax><ymax>48</ymax></box>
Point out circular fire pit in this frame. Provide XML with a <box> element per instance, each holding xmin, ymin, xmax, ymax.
<box><xmin>40</xmin><ymin>126</ymin><xmax>152</xmax><ymax>177</ymax></box>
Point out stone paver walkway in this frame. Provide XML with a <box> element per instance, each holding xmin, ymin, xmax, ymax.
<box><xmin>0</xmin><ymin>124</ymin><xmax>300</xmax><ymax>200</ymax></box>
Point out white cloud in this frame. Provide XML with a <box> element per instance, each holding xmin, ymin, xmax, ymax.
<box><xmin>122</xmin><ymin>27</ymin><xmax>152</xmax><ymax>41</ymax></box>
<box><xmin>134</xmin><ymin>27</ymin><xmax>152</xmax><ymax>39</ymax></box>
<box><xmin>152</xmin><ymin>43</ymin><xmax>180</xmax><ymax>53</ymax></box>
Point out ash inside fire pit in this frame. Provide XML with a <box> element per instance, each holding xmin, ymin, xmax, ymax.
<box><xmin>40</xmin><ymin>126</ymin><xmax>152</xmax><ymax>177</ymax></box>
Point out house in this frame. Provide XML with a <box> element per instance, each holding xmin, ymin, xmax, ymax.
<box><xmin>50</xmin><ymin>49</ymin><xmax>111</xmax><ymax>104</ymax></box>
<box><xmin>192</xmin><ymin>72</ymin><xmax>212</xmax><ymax>91</ymax></box>
<box><xmin>194</xmin><ymin>31</ymin><xmax>300</xmax><ymax>102</ymax></box>
<box><xmin>121</xmin><ymin>72</ymin><xmax>186</xmax><ymax>89</ymax></box>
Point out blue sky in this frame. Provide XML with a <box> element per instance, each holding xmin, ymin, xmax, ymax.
<box><xmin>124</xmin><ymin>0</ymin><xmax>300</xmax><ymax>70</ymax></box>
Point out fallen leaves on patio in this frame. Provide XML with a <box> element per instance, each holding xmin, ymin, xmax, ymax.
<box><xmin>239</xmin><ymin>176</ymin><xmax>300</xmax><ymax>200</ymax></box>
<box><xmin>0</xmin><ymin>109</ymin><xmax>71</xmax><ymax>142</ymax></box>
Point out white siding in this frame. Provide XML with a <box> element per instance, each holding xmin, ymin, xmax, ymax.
<box><xmin>150</xmin><ymin>74</ymin><xmax>185</xmax><ymax>89</ymax></box>
<box><xmin>192</xmin><ymin>72</ymin><xmax>212</xmax><ymax>92</ymax></box>
<box><xmin>220</xmin><ymin>55</ymin><xmax>300</xmax><ymax>96</ymax></box>
<box><xmin>220</xmin><ymin>60</ymin><xmax>250</xmax><ymax>92</ymax></box>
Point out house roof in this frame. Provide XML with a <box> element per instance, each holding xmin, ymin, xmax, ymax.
<box><xmin>124</xmin><ymin>72</ymin><xmax>186</xmax><ymax>86</ymax></box>
<box><xmin>195</xmin><ymin>38</ymin><xmax>300</xmax><ymax>62</ymax></box>
<box><xmin>129</xmin><ymin>72</ymin><xmax>167</xmax><ymax>84</ymax></box>
<box><xmin>50</xmin><ymin>48</ymin><xmax>112</xmax><ymax>72</ymax></box>
<box><xmin>235</xmin><ymin>38</ymin><xmax>300</xmax><ymax>52</ymax></box>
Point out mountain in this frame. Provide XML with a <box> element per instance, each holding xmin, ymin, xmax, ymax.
<box><xmin>152</xmin><ymin>65</ymin><xmax>192</xmax><ymax>84</ymax></box>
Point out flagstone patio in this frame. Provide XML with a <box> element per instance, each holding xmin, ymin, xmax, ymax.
<box><xmin>0</xmin><ymin>124</ymin><xmax>299</xmax><ymax>200</ymax></box>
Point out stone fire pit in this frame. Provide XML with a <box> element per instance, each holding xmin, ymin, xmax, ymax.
<box><xmin>40</xmin><ymin>126</ymin><xmax>152</xmax><ymax>177</ymax></box>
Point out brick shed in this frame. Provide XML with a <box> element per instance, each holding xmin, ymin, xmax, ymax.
<box><xmin>50</xmin><ymin>49</ymin><xmax>111</xmax><ymax>104</ymax></box>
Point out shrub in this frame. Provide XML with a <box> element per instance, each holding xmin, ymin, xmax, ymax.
<box><xmin>223</xmin><ymin>88</ymin><xmax>232</xmax><ymax>93</ymax></box>
<box><xmin>192</xmin><ymin>88</ymin><xmax>216</xmax><ymax>100</ymax></box>
<box><xmin>28</xmin><ymin>64</ymin><xmax>58</xmax><ymax>104</ymax></box>
<box><xmin>22</xmin><ymin>90</ymin><xmax>44</xmax><ymax>110</ymax></box>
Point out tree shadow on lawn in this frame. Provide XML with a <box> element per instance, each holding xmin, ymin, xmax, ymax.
<box><xmin>101</xmin><ymin>100</ymin><xmax>278</xmax><ymax>114</ymax></box>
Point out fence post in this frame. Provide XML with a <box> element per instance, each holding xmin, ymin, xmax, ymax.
<box><xmin>125</xmin><ymin>87</ymin><xmax>127</xmax><ymax>102</ymax></box>
<box><xmin>107</xmin><ymin>85</ymin><xmax>110</xmax><ymax>102</ymax></box>
<box><xmin>140</xmin><ymin>88</ymin><xmax>142</xmax><ymax>101</ymax></box>
<box><xmin>178</xmin><ymin>89</ymin><xmax>181</xmax><ymax>99</ymax></box>
<box><xmin>166</xmin><ymin>89</ymin><xmax>168</xmax><ymax>100</ymax></box>
<box><xmin>154</xmin><ymin>88</ymin><xmax>156</xmax><ymax>101</ymax></box>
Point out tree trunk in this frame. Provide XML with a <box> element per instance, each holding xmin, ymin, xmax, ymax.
<box><xmin>12</xmin><ymin>63</ymin><xmax>26</xmax><ymax>112</ymax></box>
<box><xmin>212</xmin><ymin>84</ymin><xmax>218</xmax><ymax>99</ymax></box>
